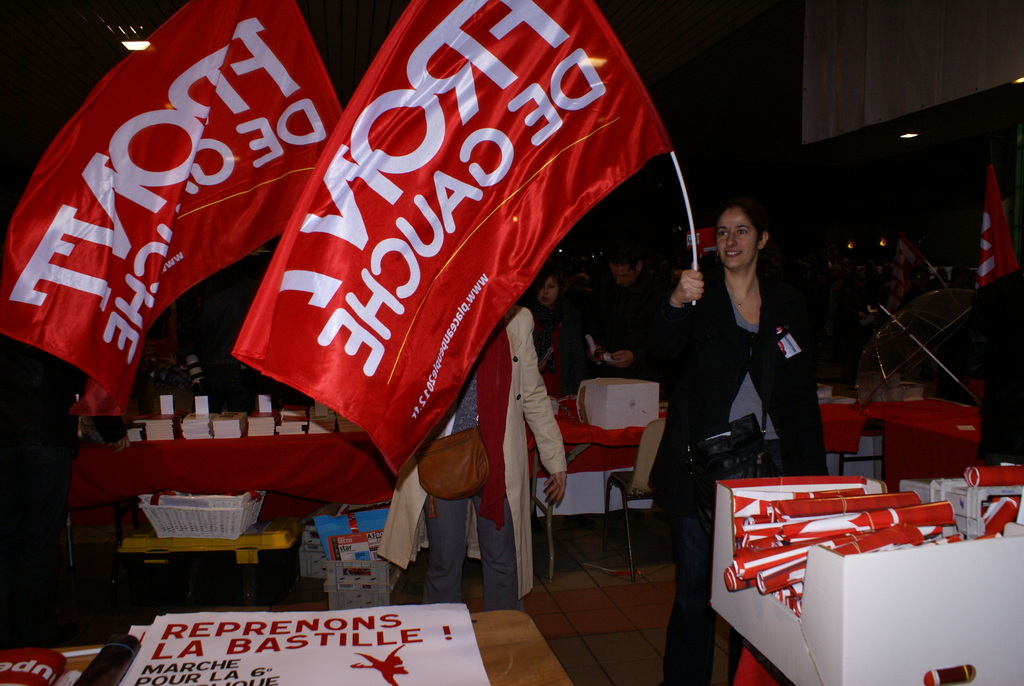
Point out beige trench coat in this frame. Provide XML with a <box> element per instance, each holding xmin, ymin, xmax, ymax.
<box><xmin>378</xmin><ymin>307</ymin><xmax>566</xmax><ymax>599</ymax></box>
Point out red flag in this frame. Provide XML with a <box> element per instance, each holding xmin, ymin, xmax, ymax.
<box><xmin>976</xmin><ymin>164</ymin><xmax>1020</xmax><ymax>288</ymax></box>
<box><xmin>886</xmin><ymin>232</ymin><xmax>926</xmax><ymax>311</ymax></box>
<box><xmin>0</xmin><ymin>0</ymin><xmax>341</xmax><ymax>414</ymax></box>
<box><xmin>235</xmin><ymin>0</ymin><xmax>672</xmax><ymax>470</ymax></box>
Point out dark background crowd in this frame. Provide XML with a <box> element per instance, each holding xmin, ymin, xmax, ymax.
<box><xmin>526</xmin><ymin>236</ymin><xmax>974</xmax><ymax>393</ymax></box>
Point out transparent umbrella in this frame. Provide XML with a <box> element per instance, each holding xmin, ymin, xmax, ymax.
<box><xmin>856</xmin><ymin>288</ymin><xmax>979</xmax><ymax>406</ymax></box>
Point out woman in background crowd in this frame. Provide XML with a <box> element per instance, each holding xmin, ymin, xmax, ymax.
<box><xmin>525</xmin><ymin>261</ymin><xmax>588</xmax><ymax>398</ymax></box>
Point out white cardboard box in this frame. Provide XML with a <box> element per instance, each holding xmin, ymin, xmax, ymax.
<box><xmin>577</xmin><ymin>378</ymin><xmax>659</xmax><ymax>429</ymax></box>
<box><xmin>711</xmin><ymin>477</ymin><xmax>1024</xmax><ymax>685</ymax></box>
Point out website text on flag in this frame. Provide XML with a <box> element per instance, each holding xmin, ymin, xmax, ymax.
<box><xmin>234</xmin><ymin>0</ymin><xmax>673</xmax><ymax>470</ymax></box>
<box><xmin>0</xmin><ymin>0</ymin><xmax>341</xmax><ymax>415</ymax></box>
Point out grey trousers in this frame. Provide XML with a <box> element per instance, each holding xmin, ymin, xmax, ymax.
<box><xmin>422</xmin><ymin>491</ymin><xmax>522</xmax><ymax>611</ymax></box>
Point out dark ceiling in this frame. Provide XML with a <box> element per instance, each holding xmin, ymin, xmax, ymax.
<box><xmin>3</xmin><ymin>0</ymin><xmax>1022</xmax><ymax>262</ymax></box>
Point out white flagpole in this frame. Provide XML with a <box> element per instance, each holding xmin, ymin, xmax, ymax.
<box><xmin>669</xmin><ymin>150</ymin><xmax>698</xmax><ymax>305</ymax></box>
<box><xmin>669</xmin><ymin>151</ymin><xmax>698</xmax><ymax>270</ymax></box>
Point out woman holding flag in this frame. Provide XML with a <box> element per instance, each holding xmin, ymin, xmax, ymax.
<box><xmin>648</xmin><ymin>197</ymin><xmax>826</xmax><ymax>685</ymax></box>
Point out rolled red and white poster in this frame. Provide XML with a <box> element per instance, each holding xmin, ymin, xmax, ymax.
<box><xmin>915</xmin><ymin>525</ymin><xmax>947</xmax><ymax>538</ymax></box>
<box><xmin>734</xmin><ymin>514</ymin><xmax>773</xmax><ymax>538</ymax></box>
<box><xmin>731</xmin><ymin>534</ymin><xmax>850</xmax><ymax>580</ymax></box>
<box><xmin>733</xmin><ymin>489</ymin><xmax>868</xmax><ymax>522</ymax></box>
<box><xmin>740</xmin><ymin>534</ymin><xmax>782</xmax><ymax>550</ymax></box>
<box><xmin>923</xmin><ymin>664</ymin><xmax>976</xmax><ymax>685</ymax></box>
<box><xmin>830</xmin><ymin>522</ymin><xmax>925</xmax><ymax>556</ymax></box>
<box><xmin>774</xmin><ymin>491</ymin><xmax>920</xmax><ymax>519</ymax></box>
<box><xmin>964</xmin><ymin>465</ymin><xmax>1024</xmax><ymax>487</ymax></box>
<box><xmin>796</xmin><ymin>487</ymin><xmax>867</xmax><ymax>499</ymax></box>
<box><xmin>723</xmin><ymin>565</ymin><xmax>758</xmax><ymax>592</ymax></box>
<box><xmin>738</xmin><ymin>519</ymin><xmax>786</xmax><ymax>540</ymax></box>
<box><xmin>776</xmin><ymin>584</ymin><xmax>803</xmax><ymax>616</ymax></box>
<box><xmin>732</xmin><ymin>494</ymin><xmax>778</xmax><ymax>520</ymax></box>
<box><xmin>0</xmin><ymin>648</ymin><xmax>66</xmax><ymax>686</ymax></box>
<box><xmin>778</xmin><ymin>502</ymin><xmax>955</xmax><ymax>542</ymax></box>
<box><xmin>756</xmin><ymin>558</ymin><xmax>806</xmax><ymax>594</ymax></box>
<box><xmin>983</xmin><ymin>496</ymin><xmax>1020</xmax><ymax>536</ymax></box>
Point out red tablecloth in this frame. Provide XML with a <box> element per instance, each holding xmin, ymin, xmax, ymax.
<box><xmin>71</xmin><ymin>432</ymin><xmax>396</xmax><ymax>522</ymax></box>
<box><xmin>553</xmin><ymin>413</ymin><xmax>645</xmax><ymax>447</ymax></box>
<box><xmin>861</xmin><ymin>398</ymin><xmax>978</xmax><ymax>422</ymax></box>
<box><xmin>819</xmin><ymin>399</ymin><xmax>981</xmax><ymax>490</ymax></box>
<box><xmin>530</xmin><ymin>415</ymin><xmax>646</xmax><ymax>515</ymax></box>
<box><xmin>883</xmin><ymin>411</ymin><xmax>981</xmax><ymax>491</ymax></box>
<box><xmin>551</xmin><ymin>404</ymin><xmax>877</xmax><ymax>471</ymax></box>
<box><xmin>553</xmin><ymin>414</ymin><xmax>645</xmax><ymax>474</ymax></box>
<box><xmin>818</xmin><ymin>403</ymin><xmax>869</xmax><ymax>453</ymax></box>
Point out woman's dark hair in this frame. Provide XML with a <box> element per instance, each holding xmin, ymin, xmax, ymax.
<box><xmin>530</xmin><ymin>260</ymin><xmax>565</xmax><ymax>294</ymax></box>
<box><xmin>714</xmin><ymin>196</ymin><xmax>772</xmax><ymax>235</ymax></box>
<box><xmin>714</xmin><ymin>196</ymin><xmax>783</xmax><ymax>280</ymax></box>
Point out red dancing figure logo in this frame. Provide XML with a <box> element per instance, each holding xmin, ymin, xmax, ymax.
<box><xmin>351</xmin><ymin>645</ymin><xmax>408</xmax><ymax>685</ymax></box>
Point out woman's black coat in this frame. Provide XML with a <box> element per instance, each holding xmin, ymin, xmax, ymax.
<box><xmin>648</xmin><ymin>267</ymin><xmax>827</xmax><ymax>518</ymax></box>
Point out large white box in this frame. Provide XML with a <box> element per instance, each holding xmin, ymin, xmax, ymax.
<box><xmin>711</xmin><ymin>477</ymin><xmax>1024</xmax><ymax>685</ymax></box>
<box><xmin>577</xmin><ymin>378</ymin><xmax>659</xmax><ymax>430</ymax></box>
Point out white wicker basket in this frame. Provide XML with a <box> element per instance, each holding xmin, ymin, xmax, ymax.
<box><xmin>138</xmin><ymin>490</ymin><xmax>265</xmax><ymax>539</ymax></box>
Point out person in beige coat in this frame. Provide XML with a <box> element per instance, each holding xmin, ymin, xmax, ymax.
<box><xmin>379</xmin><ymin>307</ymin><xmax>567</xmax><ymax>608</ymax></box>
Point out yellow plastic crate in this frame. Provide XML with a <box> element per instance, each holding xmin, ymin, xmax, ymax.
<box><xmin>117</xmin><ymin>518</ymin><xmax>301</xmax><ymax>606</ymax></box>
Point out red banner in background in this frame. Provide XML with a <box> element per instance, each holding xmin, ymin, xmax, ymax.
<box><xmin>687</xmin><ymin>227</ymin><xmax>718</xmax><ymax>257</ymax></box>
<box><xmin>976</xmin><ymin>164</ymin><xmax>1020</xmax><ymax>288</ymax></box>
<box><xmin>886</xmin><ymin>232</ymin><xmax>925</xmax><ymax>311</ymax></box>
<box><xmin>0</xmin><ymin>0</ymin><xmax>341</xmax><ymax>414</ymax></box>
<box><xmin>235</xmin><ymin>0</ymin><xmax>672</xmax><ymax>470</ymax></box>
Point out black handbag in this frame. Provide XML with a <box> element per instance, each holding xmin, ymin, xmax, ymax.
<box><xmin>689</xmin><ymin>412</ymin><xmax>779</xmax><ymax>534</ymax></box>
<box><xmin>689</xmin><ymin>325</ymin><xmax>781</xmax><ymax>534</ymax></box>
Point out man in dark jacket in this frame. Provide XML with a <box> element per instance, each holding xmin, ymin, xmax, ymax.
<box><xmin>0</xmin><ymin>334</ymin><xmax>127</xmax><ymax>649</ymax></box>
<box><xmin>584</xmin><ymin>241</ymin><xmax>664</xmax><ymax>382</ymax></box>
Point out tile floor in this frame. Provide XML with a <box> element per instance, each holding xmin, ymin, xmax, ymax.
<box><xmin>59</xmin><ymin>508</ymin><xmax>732</xmax><ymax>685</ymax></box>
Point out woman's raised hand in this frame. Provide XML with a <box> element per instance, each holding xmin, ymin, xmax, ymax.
<box><xmin>669</xmin><ymin>269</ymin><xmax>704</xmax><ymax>308</ymax></box>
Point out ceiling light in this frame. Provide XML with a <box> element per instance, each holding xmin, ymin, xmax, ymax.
<box><xmin>112</xmin><ymin>23</ymin><xmax>148</xmax><ymax>51</ymax></box>
<box><xmin>900</xmin><ymin>132</ymin><xmax>919</xmax><ymax>139</ymax></box>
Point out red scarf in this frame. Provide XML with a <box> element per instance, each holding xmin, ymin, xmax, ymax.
<box><xmin>477</xmin><ymin>325</ymin><xmax>511</xmax><ymax>528</ymax></box>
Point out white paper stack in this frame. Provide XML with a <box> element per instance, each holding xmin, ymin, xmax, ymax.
<box><xmin>136</xmin><ymin>414</ymin><xmax>178</xmax><ymax>440</ymax></box>
<box><xmin>308</xmin><ymin>401</ymin><xmax>336</xmax><ymax>434</ymax></box>
<box><xmin>247</xmin><ymin>395</ymin><xmax>276</xmax><ymax>436</ymax></box>
<box><xmin>247</xmin><ymin>412</ymin><xmax>277</xmax><ymax>436</ymax></box>
<box><xmin>125</xmin><ymin>424</ymin><xmax>145</xmax><ymax>442</ymax></box>
<box><xmin>212</xmin><ymin>412</ymin><xmax>247</xmax><ymax>439</ymax></box>
<box><xmin>277</xmin><ymin>405</ymin><xmax>308</xmax><ymax>435</ymax></box>
<box><xmin>181</xmin><ymin>413</ymin><xmax>213</xmax><ymax>439</ymax></box>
